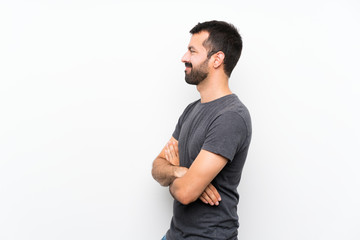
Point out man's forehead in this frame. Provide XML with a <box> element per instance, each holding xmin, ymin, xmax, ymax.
<box><xmin>188</xmin><ymin>31</ymin><xmax>209</xmax><ymax>49</ymax></box>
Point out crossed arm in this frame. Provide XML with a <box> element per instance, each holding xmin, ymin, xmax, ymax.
<box><xmin>151</xmin><ymin>137</ymin><xmax>228</xmax><ymax>205</ymax></box>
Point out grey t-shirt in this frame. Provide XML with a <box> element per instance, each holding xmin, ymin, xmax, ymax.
<box><xmin>166</xmin><ymin>94</ymin><xmax>252</xmax><ymax>240</ymax></box>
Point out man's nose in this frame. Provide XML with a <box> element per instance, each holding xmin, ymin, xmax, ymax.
<box><xmin>181</xmin><ymin>51</ymin><xmax>190</xmax><ymax>63</ymax></box>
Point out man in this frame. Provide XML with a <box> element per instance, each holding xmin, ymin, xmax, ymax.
<box><xmin>152</xmin><ymin>20</ymin><xmax>252</xmax><ymax>240</ymax></box>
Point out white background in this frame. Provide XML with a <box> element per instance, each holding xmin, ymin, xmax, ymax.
<box><xmin>1</xmin><ymin>0</ymin><xmax>359</xmax><ymax>239</ymax></box>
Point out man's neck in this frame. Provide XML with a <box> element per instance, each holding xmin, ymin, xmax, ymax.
<box><xmin>197</xmin><ymin>74</ymin><xmax>232</xmax><ymax>103</ymax></box>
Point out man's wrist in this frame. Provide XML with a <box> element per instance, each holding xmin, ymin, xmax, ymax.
<box><xmin>174</xmin><ymin>166</ymin><xmax>188</xmax><ymax>178</ymax></box>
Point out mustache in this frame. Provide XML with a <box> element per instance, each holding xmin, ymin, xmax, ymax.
<box><xmin>185</xmin><ymin>62</ymin><xmax>192</xmax><ymax>68</ymax></box>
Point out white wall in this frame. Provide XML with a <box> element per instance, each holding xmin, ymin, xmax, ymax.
<box><xmin>1</xmin><ymin>0</ymin><xmax>359</xmax><ymax>239</ymax></box>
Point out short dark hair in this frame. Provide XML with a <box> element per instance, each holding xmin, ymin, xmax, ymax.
<box><xmin>190</xmin><ymin>20</ymin><xmax>242</xmax><ymax>77</ymax></box>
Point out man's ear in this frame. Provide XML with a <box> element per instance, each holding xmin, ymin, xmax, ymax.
<box><xmin>213</xmin><ymin>51</ymin><xmax>225</xmax><ymax>68</ymax></box>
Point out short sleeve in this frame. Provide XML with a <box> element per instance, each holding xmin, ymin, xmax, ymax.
<box><xmin>202</xmin><ymin>111</ymin><xmax>248</xmax><ymax>161</ymax></box>
<box><xmin>172</xmin><ymin>100</ymin><xmax>199</xmax><ymax>140</ymax></box>
<box><xmin>172</xmin><ymin>116</ymin><xmax>181</xmax><ymax>140</ymax></box>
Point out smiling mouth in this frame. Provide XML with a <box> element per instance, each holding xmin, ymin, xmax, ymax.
<box><xmin>185</xmin><ymin>63</ymin><xmax>192</xmax><ymax>72</ymax></box>
<box><xmin>185</xmin><ymin>62</ymin><xmax>192</xmax><ymax>68</ymax></box>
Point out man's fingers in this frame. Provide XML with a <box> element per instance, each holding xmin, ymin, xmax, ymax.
<box><xmin>201</xmin><ymin>191</ymin><xmax>214</xmax><ymax>206</ymax></box>
<box><xmin>165</xmin><ymin>143</ymin><xmax>172</xmax><ymax>162</ymax></box>
<box><xmin>174</xmin><ymin>141</ymin><xmax>179</xmax><ymax>157</ymax></box>
<box><xmin>167</xmin><ymin>141</ymin><xmax>174</xmax><ymax>159</ymax></box>
<box><xmin>199</xmin><ymin>195</ymin><xmax>208</xmax><ymax>204</ymax></box>
<box><xmin>164</xmin><ymin>148</ymin><xmax>169</xmax><ymax>161</ymax></box>
<box><xmin>204</xmin><ymin>186</ymin><xmax>220</xmax><ymax>206</ymax></box>
<box><xmin>208</xmin><ymin>184</ymin><xmax>221</xmax><ymax>201</ymax></box>
<box><xmin>198</xmin><ymin>184</ymin><xmax>221</xmax><ymax>206</ymax></box>
<box><xmin>169</xmin><ymin>142</ymin><xmax>175</xmax><ymax>159</ymax></box>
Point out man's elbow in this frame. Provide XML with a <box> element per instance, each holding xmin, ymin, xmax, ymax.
<box><xmin>151</xmin><ymin>168</ymin><xmax>170</xmax><ymax>187</ymax></box>
<box><xmin>173</xmin><ymin>186</ymin><xmax>198</xmax><ymax>205</ymax></box>
<box><xmin>177</xmin><ymin>196</ymin><xmax>195</xmax><ymax>205</ymax></box>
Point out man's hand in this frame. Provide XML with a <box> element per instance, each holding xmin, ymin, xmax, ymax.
<box><xmin>199</xmin><ymin>183</ymin><xmax>221</xmax><ymax>206</ymax></box>
<box><xmin>164</xmin><ymin>140</ymin><xmax>179</xmax><ymax>166</ymax></box>
<box><xmin>165</xmin><ymin>139</ymin><xmax>221</xmax><ymax>206</ymax></box>
<box><xmin>152</xmin><ymin>137</ymin><xmax>187</xmax><ymax>186</ymax></box>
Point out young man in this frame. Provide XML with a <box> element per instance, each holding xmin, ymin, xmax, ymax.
<box><xmin>152</xmin><ymin>20</ymin><xmax>252</xmax><ymax>240</ymax></box>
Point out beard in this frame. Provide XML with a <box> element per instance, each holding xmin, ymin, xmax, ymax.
<box><xmin>184</xmin><ymin>58</ymin><xmax>209</xmax><ymax>85</ymax></box>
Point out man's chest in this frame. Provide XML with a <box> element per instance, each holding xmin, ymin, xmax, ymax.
<box><xmin>177</xmin><ymin>113</ymin><xmax>211</xmax><ymax>168</ymax></box>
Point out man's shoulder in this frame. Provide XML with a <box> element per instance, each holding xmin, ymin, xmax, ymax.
<box><xmin>187</xmin><ymin>98</ymin><xmax>201</xmax><ymax>108</ymax></box>
<box><xmin>216</xmin><ymin>95</ymin><xmax>252</xmax><ymax>134</ymax></box>
<box><xmin>219</xmin><ymin>94</ymin><xmax>250</xmax><ymax>120</ymax></box>
<box><xmin>181</xmin><ymin>98</ymin><xmax>201</xmax><ymax>115</ymax></box>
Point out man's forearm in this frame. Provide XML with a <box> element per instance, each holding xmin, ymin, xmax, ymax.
<box><xmin>169</xmin><ymin>174</ymin><xmax>200</xmax><ymax>205</ymax></box>
<box><xmin>152</xmin><ymin>157</ymin><xmax>187</xmax><ymax>186</ymax></box>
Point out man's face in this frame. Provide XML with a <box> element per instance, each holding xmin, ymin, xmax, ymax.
<box><xmin>181</xmin><ymin>31</ymin><xmax>210</xmax><ymax>85</ymax></box>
